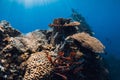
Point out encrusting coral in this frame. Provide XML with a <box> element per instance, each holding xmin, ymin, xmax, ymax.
<box><xmin>0</xmin><ymin>18</ymin><xmax>109</xmax><ymax>80</ymax></box>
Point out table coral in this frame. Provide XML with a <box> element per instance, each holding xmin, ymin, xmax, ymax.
<box><xmin>69</xmin><ymin>32</ymin><xmax>105</xmax><ymax>53</ymax></box>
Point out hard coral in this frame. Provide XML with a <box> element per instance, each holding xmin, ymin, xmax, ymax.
<box><xmin>7</xmin><ymin>30</ymin><xmax>47</xmax><ymax>53</ymax></box>
<box><xmin>0</xmin><ymin>19</ymin><xmax>109</xmax><ymax>80</ymax></box>
<box><xmin>0</xmin><ymin>21</ymin><xmax>49</xmax><ymax>79</ymax></box>
<box><xmin>69</xmin><ymin>32</ymin><xmax>105</xmax><ymax>53</ymax></box>
<box><xmin>49</xmin><ymin>18</ymin><xmax>80</xmax><ymax>27</ymax></box>
<box><xmin>23</xmin><ymin>52</ymin><xmax>54</xmax><ymax>80</ymax></box>
<box><xmin>53</xmin><ymin>18</ymin><xmax>71</xmax><ymax>25</ymax></box>
<box><xmin>49</xmin><ymin>18</ymin><xmax>80</xmax><ymax>45</ymax></box>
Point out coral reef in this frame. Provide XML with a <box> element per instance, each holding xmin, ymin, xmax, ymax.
<box><xmin>0</xmin><ymin>19</ymin><xmax>109</xmax><ymax>80</ymax></box>
<box><xmin>0</xmin><ymin>20</ymin><xmax>23</xmax><ymax>79</ymax></box>
<box><xmin>0</xmin><ymin>21</ymin><xmax>49</xmax><ymax>79</ymax></box>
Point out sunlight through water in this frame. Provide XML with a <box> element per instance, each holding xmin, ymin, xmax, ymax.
<box><xmin>10</xmin><ymin>0</ymin><xmax>57</xmax><ymax>7</ymax></box>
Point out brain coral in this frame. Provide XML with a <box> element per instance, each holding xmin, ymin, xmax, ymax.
<box><xmin>70</xmin><ymin>32</ymin><xmax>105</xmax><ymax>53</ymax></box>
<box><xmin>23</xmin><ymin>52</ymin><xmax>54</xmax><ymax>80</ymax></box>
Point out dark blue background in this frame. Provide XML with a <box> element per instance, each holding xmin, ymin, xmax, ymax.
<box><xmin>0</xmin><ymin>0</ymin><xmax>120</xmax><ymax>57</ymax></box>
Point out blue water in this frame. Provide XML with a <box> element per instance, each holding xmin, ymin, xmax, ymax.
<box><xmin>0</xmin><ymin>0</ymin><xmax>120</xmax><ymax>79</ymax></box>
<box><xmin>0</xmin><ymin>0</ymin><xmax>120</xmax><ymax>57</ymax></box>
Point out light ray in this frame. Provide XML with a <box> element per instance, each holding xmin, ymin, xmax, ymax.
<box><xmin>10</xmin><ymin>0</ymin><xmax>57</xmax><ymax>8</ymax></box>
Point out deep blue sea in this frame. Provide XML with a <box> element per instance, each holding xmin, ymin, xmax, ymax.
<box><xmin>0</xmin><ymin>0</ymin><xmax>120</xmax><ymax>80</ymax></box>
